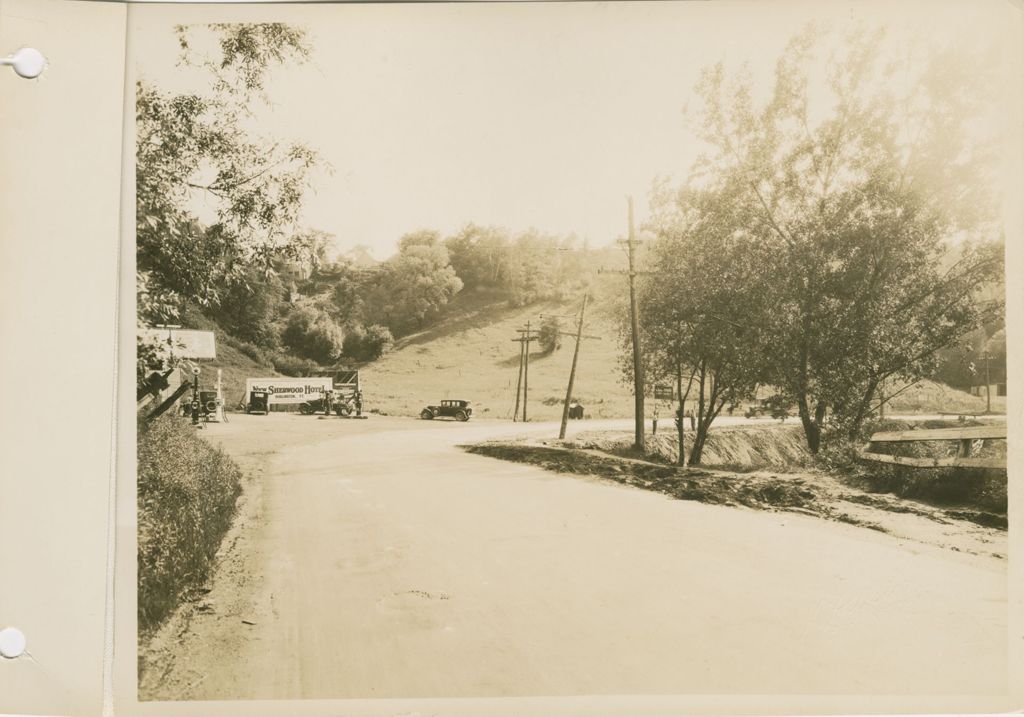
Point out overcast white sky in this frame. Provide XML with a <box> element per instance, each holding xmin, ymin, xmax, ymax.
<box><xmin>132</xmin><ymin>0</ymin><xmax>1021</xmax><ymax>260</ymax></box>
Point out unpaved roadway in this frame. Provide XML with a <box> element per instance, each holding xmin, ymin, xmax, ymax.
<box><xmin>140</xmin><ymin>414</ymin><xmax>1007</xmax><ymax>700</ymax></box>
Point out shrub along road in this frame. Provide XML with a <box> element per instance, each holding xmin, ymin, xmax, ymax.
<box><xmin>139</xmin><ymin>414</ymin><xmax>1006</xmax><ymax>700</ymax></box>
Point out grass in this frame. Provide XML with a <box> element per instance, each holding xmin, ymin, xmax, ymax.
<box><xmin>884</xmin><ymin>379</ymin><xmax>1003</xmax><ymax>415</ymax></box>
<box><xmin>464</xmin><ymin>442</ymin><xmax>823</xmax><ymax>511</ymax></box>
<box><xmin>138</xmin><ymin>415</ymin><xmax>243</xmax><ymax>633</ymax></box>
<box><xmin>361</xmin><ymin>287</ymin><xmax>638</xmax><ymax>420</ymax></box>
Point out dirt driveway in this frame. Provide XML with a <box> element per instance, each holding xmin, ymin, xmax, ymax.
<box><xmin>140</xmin><ymin>414</ymin><xmax>1006</xmax><ymax>700</ymax></box>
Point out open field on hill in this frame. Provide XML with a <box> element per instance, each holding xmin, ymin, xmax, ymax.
<box><xmin>358</xmin><ymin>289</ymin><xmax>1001</xmax><ymax>420</ymax></box>
<box><xmin>361</xmin><ymin>288</ymin><xmax>636</xmax><ymax>420</ymax></box>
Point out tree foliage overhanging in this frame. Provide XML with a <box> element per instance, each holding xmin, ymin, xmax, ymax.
<box><xmin>640</xmin><ymin>26</ymin><xmax>1005</xmax><ymax>459</ymax></box>
<box><xmin>135</xmin><ymin>24</ymin><xmax>600</xmax><ymax>385</ymax></box>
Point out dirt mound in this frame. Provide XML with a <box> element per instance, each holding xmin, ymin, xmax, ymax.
<box><xmin>884</xmin><ymin>379</ymin><xmax>989</xmax><ymax>414</ymax></box>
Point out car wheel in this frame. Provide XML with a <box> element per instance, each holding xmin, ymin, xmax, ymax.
<box><xmin>336</xmin><ymin>405</ymin><xmax>351</xmax><ymax>416</ymax></box>
<box><xmin>456</xmin><ymin>410</ymin><xmax>469</xmax><ymax>422</ymax></box>
<box><xmin>421</xmin><ymin>409</ymin><xmax>434</xmax><ymax>420</ymax></box>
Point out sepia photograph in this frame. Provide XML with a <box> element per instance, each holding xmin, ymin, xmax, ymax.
<box><xmin>132</xmin><ymin>0</ymin><xmax>1016</xmax><ymax>707</ymax></box>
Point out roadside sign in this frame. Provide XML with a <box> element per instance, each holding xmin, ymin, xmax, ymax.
<box><xmin>140</xmin><ymin>328</ymin><xmax>217</xmax><ymax>359</ymax></box>
<box><xmin>245</xmin><ymin>377</ymin><xmax>333</xmax><ymax>404</ymax></box>
<box><xmin>654</xmin><ymin>384</ymin><xmax>674</xmax><ymax>401</ymax></box>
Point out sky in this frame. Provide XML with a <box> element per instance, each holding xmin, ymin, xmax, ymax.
<box><xmin>131</xmin><ymin>0</ymin><xmax>1022</xmax><ymax>260</ymax></box>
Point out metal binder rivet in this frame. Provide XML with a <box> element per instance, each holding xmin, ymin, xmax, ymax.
<box><xmin>0</xmin><ymin>626</ymin><xmax>27</xmax><ymax>658</ymax></box>
<box><xmin>1</xmin><ymin>47</ymin><xmax>45</xmax><ymax>79</ymax></box>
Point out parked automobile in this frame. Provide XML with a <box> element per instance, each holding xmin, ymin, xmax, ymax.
<box><xmin>246</xmin><ymin>390</ymin><xmax>270</xmax><ymax>415</ymax></box>
<box><xmin>745</xmin><ymin>395</ymin><xmax>791</xmax><ymax>421</ymax></box>
<box><xmin>299</xmin><ymin>395</ymin><xmax>355</xmax><ymax>416</ymax></box>
<box><xmin>420</xmin><ymin>399</ymin><xmax>472</xmax><ymax>421</ymax></box>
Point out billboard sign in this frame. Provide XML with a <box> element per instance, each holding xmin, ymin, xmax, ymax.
<box><xmin>139</xmin><ymin>328</ymin><xmax>217</xmax><ymax>360</ymax></box>
<box><xmin>244</xmin><ymin>377</ymin><xmax>333</xmax><ymax>404</ymax></box>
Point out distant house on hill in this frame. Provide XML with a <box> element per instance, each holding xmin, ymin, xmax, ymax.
<box><xmin>340</xmin><ymin>244</ymin><xmax>380</xmax><ymax>269</ymax></box>
<box><xmin>970</xmin><ymin>383</ymin><xmax>1007</xmax><ymax>398</ymax></box>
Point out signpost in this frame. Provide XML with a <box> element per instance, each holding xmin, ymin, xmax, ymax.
<box><xmin>654</xmin><ymin>384</ymin><xmax>674</xmax><ymax>401</ymax></box>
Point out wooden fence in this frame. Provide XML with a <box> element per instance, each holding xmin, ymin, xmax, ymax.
<box><xmin>858</xmin><ymin>424</ymin><xmax>1007</xmax><ymax>469</ymax></box>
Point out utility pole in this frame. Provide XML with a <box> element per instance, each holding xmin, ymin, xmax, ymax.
<box><xmin>511</xmin><ymin>321</ymin><xmax>539</xmax><ymax>422</ymax></box>
<box><xmin>984</xmin><ymin>353</ymin><xmax>992</xmax><ymax>414</ymax></box>
<box><xmin>512</xmin><ymin>339</ymin><xmax>525</xmax><ymax>421</ymax></box>
<box><xmin>523</xmin><ymin>320</ymin><xmax>531</xmax><ymax>422</ymax></box>
<box><xmin>559</xmin><ymin>294</ymin><xmax>589</xmax><ymax>440</ymax></box>
<box><xmin>625</xmin><ymin>196</ymin><xmax>646</xmax><ymax>452</ymax></box>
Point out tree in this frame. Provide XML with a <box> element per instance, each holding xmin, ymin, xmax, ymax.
<box><xmin>367</xmin><ymin>237</ymin><xmax>463</xmax><ymax>336</ymax></box>
<box><xmin>136</xmin><ymin>23</ymin><xmax>318</xmax><ymax>325</ymax></box>
<box><xmin>329</xmin><ymin>260</ymin><xmax>372</xmax><ymax>327</ymax></box>
<box><xmin>280</xmin><ymin>303</ymin><xmax>344</xmax><ymax>365</ymax></box>
<box><xmin>641</xmin><ymin>191</ymin><xmax>774</xmax><ymax>465</ymax></box>
<box><xmin>679</xmin><ymin>26</ymin><xmax>1004</xmax><ymax>452</ymax></box>
<box><xmin>538</xmin><ymin>316</ymin><xmax>563</xmax><ymax>355</ymax></box>
<box><xmin>397</xmin><ymin>229</ymin><xmax>441</xmax><ymax>252</ymax></box>
<box><xmin>444</xmin><ymin>224</ymin><xmax>514</xmax><ymax>290</ymax></box>
<box><xmin>216</xmin><ymin>266</ymin><xmax>285</xmax><ymax>346</ymax></box>
<box><xmin>342</xmin><ymin>324</ymin><xmax>394</xmax><ymax>362</ymax></box>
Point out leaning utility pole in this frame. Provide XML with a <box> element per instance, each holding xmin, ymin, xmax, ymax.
<box><xmin>559</xmin><ymin>294</ymin><xmax>589</xmax><ymax>440</ymax></box>
<box><xmin>625</xmin><ymin>196</ymin><xmax>646</xmax><ymax>452</ymax></box>
<box><xmin>512</xmin><ymin>339</ymin><xmax>525</xmax><ymax>422</ymax></box>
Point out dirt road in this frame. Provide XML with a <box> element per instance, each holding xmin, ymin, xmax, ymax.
<box><xmin>140</xmin><ymin>414</ymin><xmax>1006</xmax><ymax>700</ymax></box>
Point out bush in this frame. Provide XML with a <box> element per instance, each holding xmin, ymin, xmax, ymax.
<box><xmin>281</xmin><ymin>304</ymin><xmax>344</xmax><ymax>364</ymax></box>
<box><xmin>342</xmin><ymin>324</ymin><xmax>394</xmax><ymax>362</ymax></box>
<box><xmin>271</xmin><ymin>352</ymin><xmax>321</xmax><ymax>377</ymax></box>
<box><xmin>538</xmin><ymin>316</ymin><xmax>562</xmax><ymax>354</ymax></box>
<box><xmin>138</xmin><ymin>415</ymin><xmax>243</xmax><ymax>632</ymax></box>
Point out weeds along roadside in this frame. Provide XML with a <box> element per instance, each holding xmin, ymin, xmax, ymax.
<box><xmin>137</xmin><ymin>414</ymin><xmax>243</xmax><ymax>635</ymax></box>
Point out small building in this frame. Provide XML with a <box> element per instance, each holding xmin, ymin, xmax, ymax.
<box><xmin>970</xmin><ymin>383</ymin><xmax>1006</xmax><ymax>398</ymax></box>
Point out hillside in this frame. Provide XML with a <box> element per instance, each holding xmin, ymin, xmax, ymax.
<box><xmin>182</xmin><ymin>289</ymin><xmax>998</xmax><ymax>421</ymax></box>
<box><xmin>361</xmin><ymin>288</ymin><xmax>635</xmax><ymax>420</ymax></box>
<box><xmin>359</xmin><ymin>289</ymin><xmax>999</xmax><ymax>421</ymax></box>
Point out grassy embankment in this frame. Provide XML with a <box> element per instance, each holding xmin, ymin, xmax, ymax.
<box><xmin>466</xmin><ymin>419</ymin><xmax>1007</xmax><ymax>529</ymax></box>
<box><xmin>138</xmin><ymin>415</ymin><xmax>244</xmax><ymax>634</ymax></box>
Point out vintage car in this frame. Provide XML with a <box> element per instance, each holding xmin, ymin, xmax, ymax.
<box><xmin>246</xmin><ymin>390</ymin><xmax>270</xmax><ymax>415</ymax></box>
<box><xmin>744</xmin><ymin>394</ymin><xmax>791</xmax><ymax>421</ymax></box>
<box><xmin>299</xmin><ymin>394</ymin><xmax>355</xmax><ymax>416</ymax></box>
<box><xmin>420</xmin><ymin>399</ymin><xmax>472</xmax><ymax>421</ymax></box>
